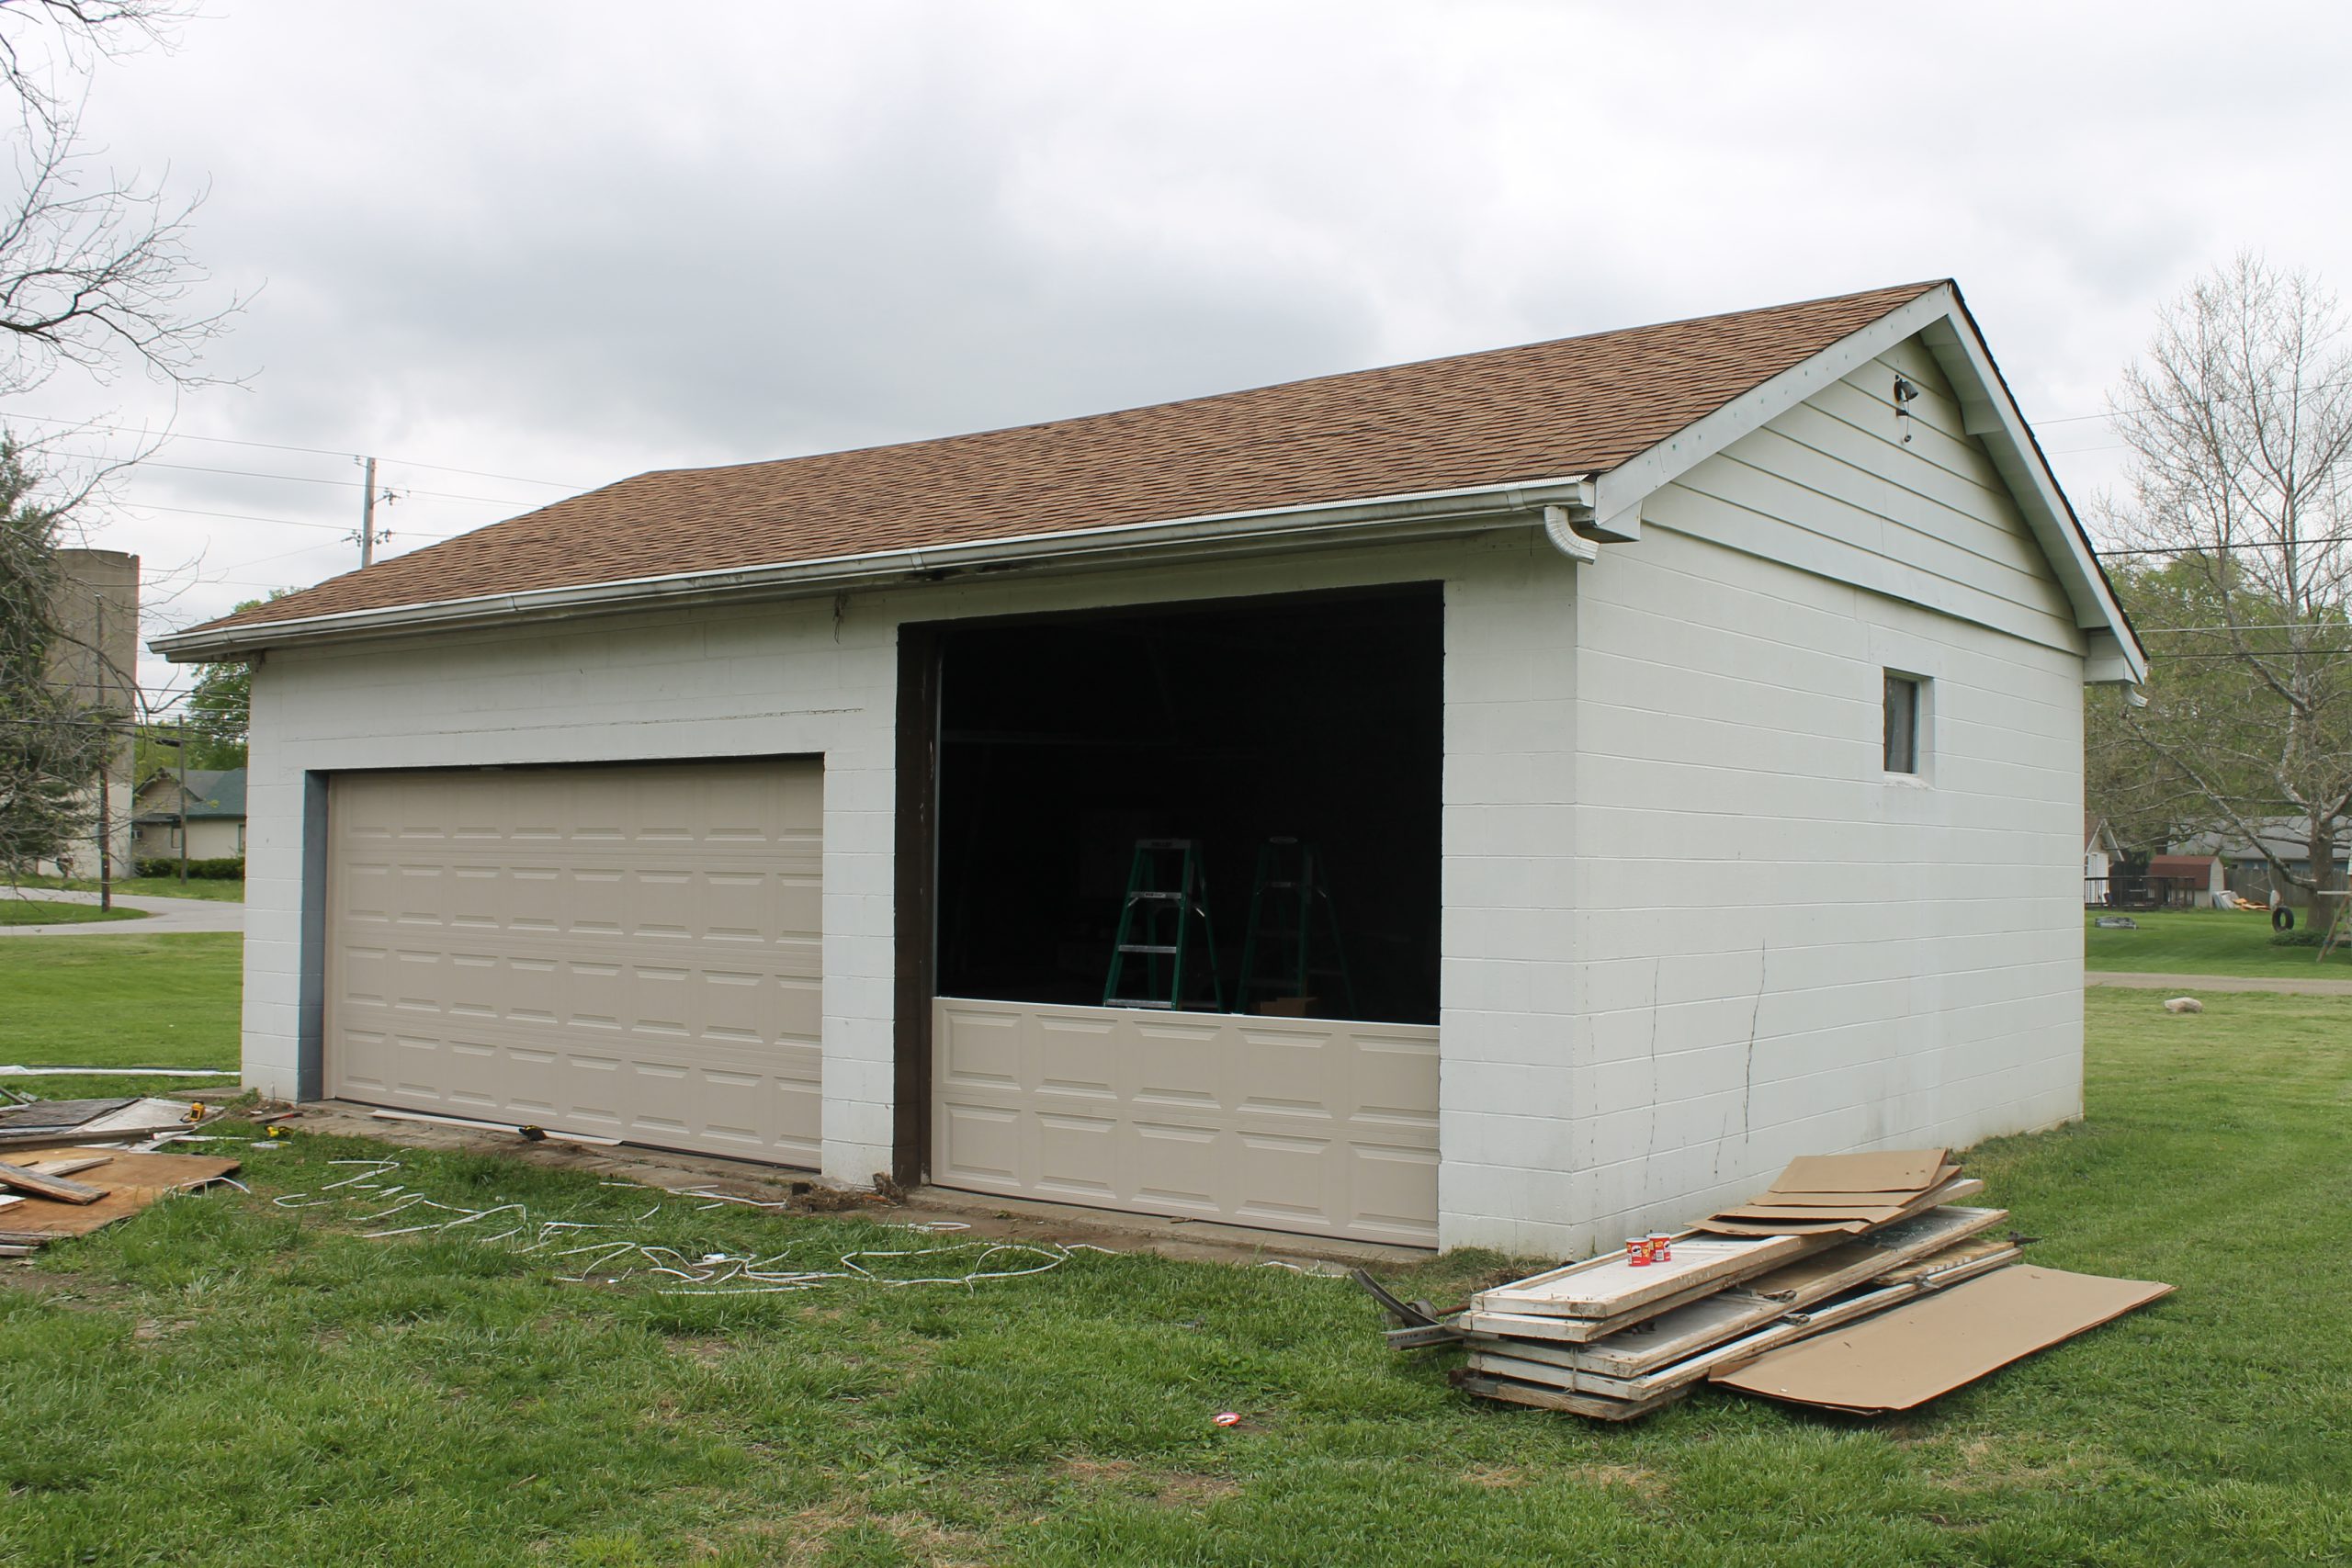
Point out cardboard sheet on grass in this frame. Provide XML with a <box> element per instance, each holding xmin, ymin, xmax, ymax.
<box><xmin>0</xmin><ymin>1147</ymin><xmax>242</xmax><ymax>1246</ymax></box>
<box><xmin>1693</xmin><ymin>1148</ymin><xmax>1960</xmax><ymax>1237</ymax></box>
<box><xmin>1711</xmin><ymin>1265</ymin><xmax>2173</xmax><ymax>1413</ymax></box>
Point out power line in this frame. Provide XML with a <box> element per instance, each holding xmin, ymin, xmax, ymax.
<box><xmin>2135</xmin><ymin>623</ymin><xmax>2352</xmax><ymax>635</ymax></box>
<box><xmin>2033</xmin><ymin>373</ymin><xmax>2352</xmax><ymax>429</ymax></box>
<box><xmin>126</xmin><ymin>501</ymin><xmax>351</xmax><ymax>532</ymax></box>
<box><xmin>2096</xmin><ymin>536</ymin><xmax>2352</xmax><ymax>557</ymax></box>
<box><xmin>129</xmin><ymin>458</ymin><xmax>542</xmax><ymax>508</ymax></box>
<box><xmin>0</xmin><ymin>408</ymin><xmax>585</xmax><ymax>490</ymax></box>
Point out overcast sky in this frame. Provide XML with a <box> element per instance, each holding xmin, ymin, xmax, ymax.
<box><xmin>16</xmin><ymin>0</ymin><xmax>2351</xmax><ymax>706</ymax></box>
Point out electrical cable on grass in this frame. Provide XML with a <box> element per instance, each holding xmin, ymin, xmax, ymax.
<box><xmin>270</xmin><ymin>1158</ymin><xmax>1102</xmax><ymax>1295</ymax></box>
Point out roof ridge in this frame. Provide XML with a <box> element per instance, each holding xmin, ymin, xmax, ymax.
<box><xmin>627</xmin><ymin>279</ymin><xmax>1950</xmax><ymax>486</ymax></box>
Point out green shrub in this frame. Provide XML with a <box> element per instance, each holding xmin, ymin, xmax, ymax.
<box><xmin>2269</xmin><ymin>930</ymin><xmax>2324</xmax><ymax>948</ymax></box>
<box><xmin>131</xmin><ymin>856</ymin><xmax>243</xmax><ymax>880</ymax></box>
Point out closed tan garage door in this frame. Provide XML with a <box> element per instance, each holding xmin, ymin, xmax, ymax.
<box><xmin>933</xmin><ymin>998</ymin><xmax>1439</xmax><ymax>1247</ymax></box>
<box><xmin>327</xmin><ymin>761</ymin><xmax>823</xmax><ymax>1165</ymax></box>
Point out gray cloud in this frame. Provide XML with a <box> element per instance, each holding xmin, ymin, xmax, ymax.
<box><xmin>5</xmin><ymin>0</ymin><xmax>2344</xmax><ymax>699</ymax></box>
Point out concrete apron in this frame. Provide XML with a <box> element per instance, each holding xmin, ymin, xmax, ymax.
<box><xmin>287</xmin><ymin>1100</ymin><xmax>1433</xmax><ymax>1272</ymax></box>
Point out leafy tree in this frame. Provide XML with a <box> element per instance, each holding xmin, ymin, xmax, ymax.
<box><xmin>177</xmin><ymin>591</ymin><xmax>281</xmax><ymax>769</ymax></box>
<box><xmin>2098</xmin><ymin>256</ymin><xmax>2352</xmax><ymax>910</ymax></box>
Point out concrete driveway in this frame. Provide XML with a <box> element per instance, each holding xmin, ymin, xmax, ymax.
<box><xmin>0</xmin><ymin>887</ymin><xmax>243</xmax><ymax>937</ymax></box>
<box><xmin>2086</xmin><ymin>969</ymin><xmax>2352</xmax><ymax>998</ymax></box>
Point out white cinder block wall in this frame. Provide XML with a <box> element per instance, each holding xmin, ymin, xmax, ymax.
<box><xmin>1476</xmin><ymin>337</ymin><xmax>2091</xmax><ymax>1258</ymax></box>
<box><xmin>237</xmin><ymin>330</ymin><xmax>2093</xmax><ymax>1255</ymax></box>
<box><xmin>238</xmin><ymin>593</ymin><xmax>906</xmax><ymax>1179</ymax></box>
<box><xmin>240</xmin><ymin>539</ymin><xmax>1506</xmax><ymax>1193</ymax></box>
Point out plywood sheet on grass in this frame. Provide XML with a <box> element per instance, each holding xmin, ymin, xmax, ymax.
<box><xmin>1711</xmin><ymin>1265</ymin><xmax>2173</xmax><ymax>1413</ymax></box>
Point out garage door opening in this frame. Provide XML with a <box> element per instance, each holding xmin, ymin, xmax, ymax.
<box><xmin>920</xmin><ymin>586</ymin><xmax>1443</xmax><ymax>1247</ymax></box>
<box><xmin>935</xmin><ymin>584</ymin><xmax>1442</xmax><ymax>1025</ymax></box>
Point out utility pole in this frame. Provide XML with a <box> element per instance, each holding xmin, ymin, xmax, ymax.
<box><xmin>176</xmin><ymin>713</ymin><xmax>189</xmax><ymax>886</ymax></box>
<box><xmin>358</xmin><ymin>455</ymin><xmax>379</xmax><ymax>567</ymax></box>
<box><xmin>93</xmin><ymin>592</ymin><xmax>113</xmax><ymax>912</ymax></box>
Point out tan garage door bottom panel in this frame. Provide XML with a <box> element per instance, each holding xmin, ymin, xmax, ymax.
<box><xmin>932</xmin><ymin>997</ymin><xmax>1439</xmax><ymax>1248</ymax></box>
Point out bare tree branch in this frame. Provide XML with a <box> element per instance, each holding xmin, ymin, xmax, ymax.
<box><xmin>2096</xmin><ymin>255</ymin><xmax>2352</xmax><ymax>907</ymax></box>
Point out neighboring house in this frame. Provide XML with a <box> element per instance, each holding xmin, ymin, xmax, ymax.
<box><xmin>35</xmin><ymin>548</ymin><xmax>141</xmax><ymax>876</ymax></box>
<box><xmin>2143</xmin><ymin>854</ymin><xmax>2227</xmax><ymax>909</ymax></box>
<box><xmin>130</xmin><ymin>767</ymin><xmax>248</xmax><ymax>862</ymax></box>
<box><xmin>2171</xmin><ymin>820</ymin><xmax>2349</xmax><ymax>903</ymax></box>
<box><xmin>2084</xmin><ymin>814</ymin><xmax>2120</xmax><ymax>907</ymax></box>
<box><xmin>154</xmin><ymin>280</ymin><xmax>2146</xmax><ymax>1257</ymax></box>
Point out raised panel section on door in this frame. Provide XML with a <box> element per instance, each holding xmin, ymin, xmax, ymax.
<box><xmin>932</xmin><ymin>998</ymin><xmax>1437</xmax><ymax>1247</ymax></box>
<box><xmin>325</xmin><ymin>760</ymin><xmax>823</xmax><ymax>1166</ymax></box>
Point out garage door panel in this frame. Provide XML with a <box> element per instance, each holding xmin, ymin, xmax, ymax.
<box><xmin>933</xmin><ymin>998</ymin><xmax>1437</xmax><ymax>1247</ymax></box>
<box><xmin>1349</xmin><ymin>1142</ymin><xmax>1441</xmax><ymax>1236</ymax></box>
<box><xmin>328</xmin><ymin>761</ymin><xmax>823</xmax><ymax>1168</ymax></box>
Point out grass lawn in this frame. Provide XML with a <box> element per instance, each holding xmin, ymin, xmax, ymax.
<box><xmin>7</xmin><ymin>872</ymin><xmax>245</xmax><ymax>903</ymax></box>
<box><xmin>0</xmin><ymin>987</ymin><xmax>2346</xmax><ymax>1565</ymax></box>
<box><xmin>0</xmin><ymin>897</ymin><xmax>147</xmax><ymax>926</ymax></box>
<box><xmin>2086</xmin><ymin>908</ymin><xmax>2351</xmax><ymax>976</ymax></box>
<box><xmin>0</xmin><ymin>932</ymin><xmax>242</xmax><ymax>1099</ymax></box>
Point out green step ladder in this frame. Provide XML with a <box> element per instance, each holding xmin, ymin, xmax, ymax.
<box><xmin>1102</xmin><ymin>839</ymin><xmax>1224</xmax><ymax>1010</ymax></box>
<box><xmin>1235</xmin><ymin>837</ymin><xmax>1355</xmax><ymax>1016</ymax></box>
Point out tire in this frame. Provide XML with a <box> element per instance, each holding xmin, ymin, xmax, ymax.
<box><xmin>2273</xmin><ymin>905</ymin><xmax>2295</xmax><ymax>931</ymax></box>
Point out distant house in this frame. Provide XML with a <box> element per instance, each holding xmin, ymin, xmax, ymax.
<box><xmin>131</xmin><ymin>767</ymin><xmax>247</xmax><ymax>862</ymax></box>
<box><xmin>2172</xmin><ymin>820</ymin><xmax>2348</xmax><ymax>903</ymax></box>
<box><xmin>2143</xmin><ymin>853</ymin><xmax>2226</xmax><ymax>909</ymax></box>
<box><xmin>2084</xmin><ymin>814</ymin><xmax>2120</xmax><ymax>906</ymax></box>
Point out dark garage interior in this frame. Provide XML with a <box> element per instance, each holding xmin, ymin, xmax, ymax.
<box><xmin>933</xmin><ymin>584</ymin><xmax>1442</xmax><ymax>1026</ymax></box>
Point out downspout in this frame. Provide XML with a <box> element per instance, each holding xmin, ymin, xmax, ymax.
<box><xmin>1540</xmin><ymin>476</ymin><xmax>1618</xmax><ymax>563</ymax></box>
<box><xmin>1543</xmin><ymin>504</ymin><xmax>1600</xmax><ymax>564</ymax></box>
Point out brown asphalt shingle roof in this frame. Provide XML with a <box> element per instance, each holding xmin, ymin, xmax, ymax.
<box><xmin>198</xmin><ymin>281</ymin><xmax>1940</xmax><ymax>635</ymax></box>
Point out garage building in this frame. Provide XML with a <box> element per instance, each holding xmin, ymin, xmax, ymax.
<box><xmin>156</xmin><ymin>280</ymin><xmax>2144</xmax><ymax>1256</ymax></box>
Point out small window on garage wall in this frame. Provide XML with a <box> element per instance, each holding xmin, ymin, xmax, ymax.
<box><xmin>1883</xmin><ymin>672</ymin><xmax>1925</xmax><ymax>775</ymax></box>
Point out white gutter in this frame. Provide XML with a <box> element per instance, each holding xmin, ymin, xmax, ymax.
<box><xmin>153</xmin><ymin>473</ymin><xmax>1597</xmax><ymax>661</ymax></box>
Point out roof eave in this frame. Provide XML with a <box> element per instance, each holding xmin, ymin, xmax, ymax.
<box><xmin>151</xmin><ymin>473</ymin><xmax>1595</xmax><ymax>662</ymax></box>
